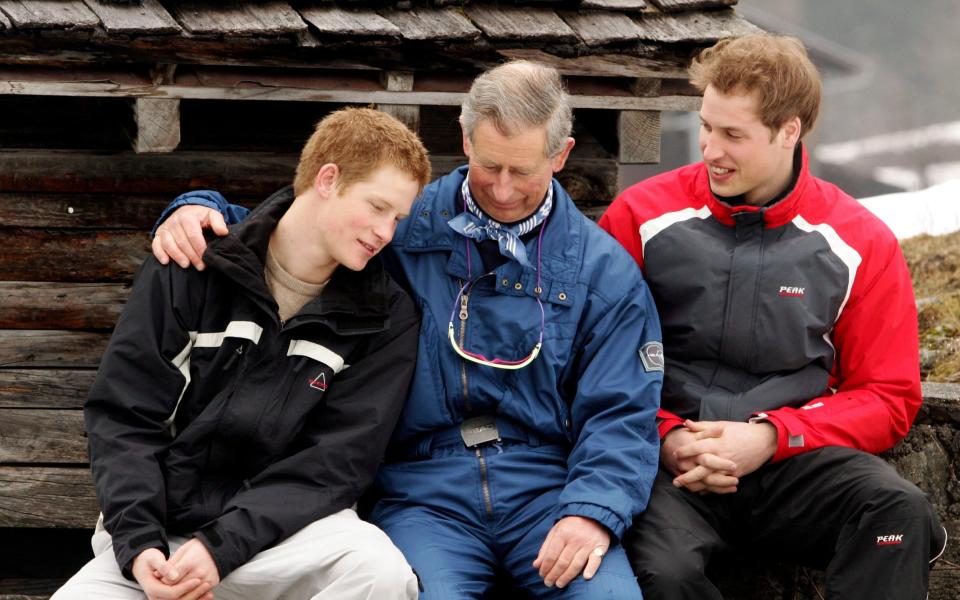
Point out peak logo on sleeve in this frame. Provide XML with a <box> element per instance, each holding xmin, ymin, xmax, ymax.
<box><xmin>639</xmin><ymin>341</ymin><xmax>664</xmax><ymax>373</ymax></box>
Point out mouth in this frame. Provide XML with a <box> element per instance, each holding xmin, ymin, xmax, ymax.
<box><xmin>707</xmin><ymin>164</ymin><xmax>735</xmax><ymax>183</ymax></box>
<box><xmin>358</xmin><ymin>240</ymin><xmax>379</xmax><ymax>256</ymax></box>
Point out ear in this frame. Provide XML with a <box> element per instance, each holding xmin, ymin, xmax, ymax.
<box><xmin>461</xmin><ymin>123</ymin><xmax>472</xmax><ymax>160</ymax></box>
<box><xmin>780</xmin><ymin>116</ymin><xmax>802</xmax><ymax>149</ymax></box>
<box><xmin>313</xmin><ymin>163</ymin><xmax>340</xmax><ymax>198</ymax></box>
<box><xmin>550</xmin><ymin>137</ymin><xmax>576</xmax><ymax>173</ymax></box>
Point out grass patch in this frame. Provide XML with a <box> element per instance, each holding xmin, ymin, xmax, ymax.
<box><xmin>901</xmin><ymin>231</ymin><xmax>960</xmax><ymax>382</ymax></box>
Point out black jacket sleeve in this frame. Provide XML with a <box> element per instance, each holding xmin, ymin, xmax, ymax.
<box><xmin>193</xmin><ymin>287</ymin><xmax>420</xmax><ymax>578</ymax></box>
<box><xmin>84</xmin><ymin>257</ymin><xmax>203</xmax><ymax>580</ymax></box>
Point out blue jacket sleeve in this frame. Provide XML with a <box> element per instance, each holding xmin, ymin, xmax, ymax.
<box><xmin>558</xmin><ymin>277</ymin><xmax>663</xmax><ymax>540</ymax></box>
<box><xmin>151</xmin><ymin>190</ymin><xmax>251</xmax><ymax>235</ymax></box>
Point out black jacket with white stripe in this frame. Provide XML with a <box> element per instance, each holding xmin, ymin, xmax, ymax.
<box><xmin>84</xmin><ymin>187</ymin><xmax>420</xmax><ymax>580</ymax></box>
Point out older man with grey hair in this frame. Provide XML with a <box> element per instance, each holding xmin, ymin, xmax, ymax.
<box><xmin>151</xmin><ymin>61</ymin><xmax>662</xmax><ymax>599</ymax></box>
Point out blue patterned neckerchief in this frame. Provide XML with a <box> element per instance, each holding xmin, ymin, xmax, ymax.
<box><xmin>446</xmin><ymin>176</ymin><xmax>553</xmax><ymax>269</ymax></box>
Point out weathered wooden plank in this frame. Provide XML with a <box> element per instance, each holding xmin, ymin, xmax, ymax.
<box><xmin>299</xmin><ymin>6</ymin><xmax>400</xmax><ymax>37</ymax></box>
<box><xmin>619</xmin><ymin>110</ymin><xmax>661</xmax><ymax>163</ymax></box>
<box><xmin>376</xmin><ymin>71</ymin><xmax>419</xmax><ymax>133</ymax></box>
<box><xmin>0</xmin><ymin>0</ymin><xmax>99</xmax><ymax>29</ymax></box>
<box><xmin>498</xmin><ymin>48</ymin><xmax>691</xmax><ymax>80</ymax></box>
<box><xmin>0</xmin><ymin>282</ymin><xmax>129</xmax><ymax>330</ymax></box>
<box><xmin>167</xmin><ymin>0</ymin><xmax>306</xmax><ymax>35</ymax></box>
<box><xmin>82</xmin><ymin>0</ymin><xmax>181</xmax><ymax>34</ymax></box>
<box><xmin>647</xmin><ymin>0</ymin><xmax>737</xmax><ymax>12</ymax></box>
<box><xmin>0</xmin><ymin>7</ymin><xmax>9</xmax><ymax>28</ymax></box>
<box><xmin>0</xmin><ymin>369</ymin><xmax>97</xmax><ymax>409</ymax></box>
<box><xmin>133</xmin><ymin>97</ymin><xmax>181</xmax><ymax>153</ymax></box>
<box><xmin>0</xmin><ymin>409</ymin><xmax>87</xmax><ymax>464</ymax></box>
<box><xmin>378</xmin><ymin>7</ymin><xmax>480</xmax><ymax>41</ymax></box>
<box><xmin>0</xmin><ymin>150</ymin><xmax>294</xmax><ymax>195</ymax></box>
<box><xmin>0</xmin><ymin>193</ymin><xmax>177</xmax><ymax>229</ymax></box>
<box><xmin>0</xmin><ymin>467</ymin><xmax>98</xmax><ymax>527</ymax></box>
<box><xmin>559</xmin><ymin>10</ymin><xmax>642</xmax><ymax>46</ymax></box>
<box><xmin>0</xmin><ymin>229</ymin><xmax>148</xmax><ymax>283</ymax></box>
<box><xmin>632</xmin><ymin>9</ymin><xmax>761</xmax><ymax>43</ymax></box>
<box><xmin>0</xmin><ymin>77</ymin><xmax>701</xmax><ymax>110</ymax></box>
<box><xmin>0</xmin><ymin>331</ymin><xmax>109</xmax><ymax>368</ymax></box>
<box><xmin>464</xmin><ymin>6</ymin><xmax>577</xmax><ymax>42</ymax></box>
<box><xmin>580</xmin><ymin>0</ymin><xmax>648</xmax><ymax>11</ymax></box>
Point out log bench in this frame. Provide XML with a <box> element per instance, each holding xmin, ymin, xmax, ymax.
<box><xmin>1</xmin><ymin>152</ymin><xmax>959</xmax><ymax>598</ymax></box>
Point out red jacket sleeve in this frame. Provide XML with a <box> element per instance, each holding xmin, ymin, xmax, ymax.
<box><xmin>758</xmin><ymin>234</ymin><xmax>921</xmax><ymax>461</ymax></box>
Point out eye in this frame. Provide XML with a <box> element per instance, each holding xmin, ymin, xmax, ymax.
<box><xmin>370</xmin><ymin>201</ymin><xmax>385</xmax><ymax>212</ymax></box>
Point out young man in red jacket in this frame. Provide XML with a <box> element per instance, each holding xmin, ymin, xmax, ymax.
<box><xmin>600</xmin><ymin>34</ymin><xmax>947</xmax><ymax>599</ymax></box>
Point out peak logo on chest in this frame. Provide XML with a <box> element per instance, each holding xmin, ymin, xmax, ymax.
<box><xmin>778</xmin><ymin>285</ymin><xmax>805</xmax><ymax>298</ymax></box>
<box><xmin>308</xmin><ymin>372</ymin><xmax>328</xmax><ymax>392</ymax></box>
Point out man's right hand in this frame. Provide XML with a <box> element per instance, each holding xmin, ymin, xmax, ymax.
<box><xmin>661</xmin><ymin>426</ymin><xmax>739</xmax><ymax>494</ymax></box>
<box><xmin>152</xmin><ymin>205</ymin><xmax>228</xmax><ymax>271</ymax></box>
<box><xmin>132</xmin><ymin>548</ymin><xmax>213</xmax><ymax>600</ymax></box>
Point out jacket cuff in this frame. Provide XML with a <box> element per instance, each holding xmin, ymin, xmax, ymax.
<box><xmin>114</xmin><ymin>527</ymin><xmax>169</xmax><ymax>582</ymax></box>
<box><xmin>560</xmin><ymin>502</ymin><xmax>628</xmax><ymax>541</ymax></box>
<box><xmin>750</xmin><ymin>411</ymin><xmax>805</xmax><ymax>462</ymax></box>
<box><xmin>151</xmin><ymin>190</ymin><xmax>228</xmax><ymax>236</ymax></box>
<box><xmin>657</xmin><ymin>413</ymin><xmax>685</xmax><ymax>440</ymax></box>
<box><xmin>193</xmin><ymin>523</ymin><xmax>236</xmax><ymax>581</ymax></box>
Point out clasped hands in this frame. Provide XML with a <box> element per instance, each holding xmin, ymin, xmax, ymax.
<box><xmin>662</xmin><ymin>419</ymin><xmax>778</xmax><ymax>495</ymax></box>
<box><xmin>132</xmin><ymin>538</ymin><xmax>219</xmax><ymax>600</ymax></box>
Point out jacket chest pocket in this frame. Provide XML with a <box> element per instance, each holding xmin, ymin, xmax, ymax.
<box><xmin>261</xmin><ymin>339</ymin><xmax>353</xmax><ymax>441</ymax></box>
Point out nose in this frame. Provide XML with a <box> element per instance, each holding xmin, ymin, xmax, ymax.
<box><xmin>373</xmin><ymin>216</ymin><xmax>396</xmax><ymax>246</ymax></box>
<box><xmin>492</xmin><ymin>170</ymin><xmax>514</xmax><ymax>203</ymax></box>
<box><xmin>700</xmin><ymin>130</ymin><xmax>723</xmax><ymax>162</ymax></box>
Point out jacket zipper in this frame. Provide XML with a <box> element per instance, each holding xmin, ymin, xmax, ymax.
<box><xmin>475</xmin><ymin>447</ymin><xmax>494</xmax><ymax>518</ymax></box>
<box><xmin>460</xmin><ymin>287</ymin><xmax>491</xmax><ymax>517</ymax></box>
<box><xmin>459</xmin><ymin>287</ymin><xmax>471</xmax><ymax>413</ymax></box>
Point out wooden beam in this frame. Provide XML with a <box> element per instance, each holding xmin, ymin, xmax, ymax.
<box><xmin>377</xmin><ymin>71</ymin><xmax>419</xmax><ymax>133</ymax></box>
<box><xmin>0</xmin><ymin>467</ymin><xmax>98</xmax><ymax>528</ymax></box>
<box><xmin>0</xmin><ymin>149</ymin><xmax>295</xmax><ymax>195</ymax></box>
<box><xmin>618</xmin><ymin>110</ymin><xmax>662</xmax><ymax>164</ymax></box>
<box><xmin>0</xmin><ymin>229</ymin><xmax>148</xmax><ymax>282</ymax></box>
<box><xmin>0</xmin><ymin>77</ymin><xmax>702</xmax><ymax>111</ymax></box>
<box><xmin>0</xmin><ymin>409</ymin><xmax>87</xmax><ymax>464</ymax></box>
<box><xmin>0</xmin><ymin>369</ymin><xmax>97</xmax><ymax>409</ymax></box>
<box><xmin>0</xmin><ymin>330</ymin><xmax>109</xmax><ymax>368</ymax></box>
<box><xmin>0</xmin><ymin>282</ymin><xmax>129</xmax><ymax>329</ymax></box>
<box><xmin>133</xmin><ymin>97</ymin><xmax>181</xmax><ymax>154</ymax></box>
<box><xmin>0</xmin><ymin>193</ymin><xmax>177</xmax><ymax>230</ymax></box>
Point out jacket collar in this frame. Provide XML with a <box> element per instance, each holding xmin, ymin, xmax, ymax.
<box><xmin>204</xmin><ymin>186</ymin><xmax>392</xmax><ymax>332</ymax></box>
<box><xmin>694</xmin><ymin>144</ymin><xmax>811</xmax><ymax>228</ymax></box>
<box><xmin>399</xmin><ymin>166</ymin><xmax>582</xmax><ymax>288</ymax></box>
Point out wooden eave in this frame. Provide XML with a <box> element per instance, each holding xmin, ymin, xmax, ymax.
<box><xmin>0</xmin><ymin>1</ymin><xmax>760</xmax><ymax>79</ymax></box>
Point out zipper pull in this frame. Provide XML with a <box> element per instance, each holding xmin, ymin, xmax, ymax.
<box><xmin>459</xmin><ymin>293</ymin><xmax>469</xmax><ymax>321</ymax></box>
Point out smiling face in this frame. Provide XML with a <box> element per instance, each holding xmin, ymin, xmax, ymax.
<box><xmin>698</xmin><ymin>85</ymin><xmax>801</xmax><ymax>205</ymax></box>
<box><xmin>315</xmin><ymin>164</ymin><xmax>420</xmax><ymax>271</ymax></box>
<box><xmin>462</xmin><ymin>119</ymin><xmax>573</xmax><ymax>222</ymax></box>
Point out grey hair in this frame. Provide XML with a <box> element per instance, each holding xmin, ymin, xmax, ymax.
<box><xmin>460</xmin><ymin>60</ymin><xmax>573</xmax><ymax>158</ymax></box>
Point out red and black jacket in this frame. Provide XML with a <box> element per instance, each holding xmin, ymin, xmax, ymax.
<box><xmin>600</xmin><ymin>147</ymin><xmax>921</xmax><ymax>462</ymax></box>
